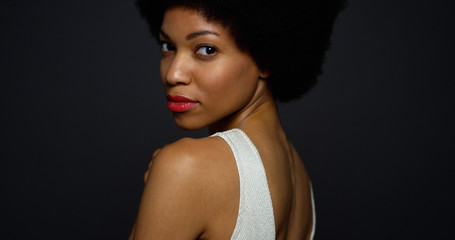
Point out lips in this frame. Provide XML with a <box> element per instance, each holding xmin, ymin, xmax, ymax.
<box><xmin>166</xmin><ymin>95</ymin><xmax>199</xmax><ymax>112</ymax></box>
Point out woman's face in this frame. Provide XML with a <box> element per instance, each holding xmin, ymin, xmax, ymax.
<box><xmin>159</xmin><ymin>7</ymin><xmax>264</xmax><ymax>130</ymax></box>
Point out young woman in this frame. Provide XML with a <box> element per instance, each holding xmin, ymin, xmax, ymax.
<box><xmin>129</xmin><ymin>0</ymin><xmax>346</xmax><ymax>239</ymax></box>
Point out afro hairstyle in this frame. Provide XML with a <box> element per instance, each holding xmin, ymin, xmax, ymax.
<box><xmin>136</xmin><ymin>0</ymin><xmax>347</xmax><ymax>102</ymax></box>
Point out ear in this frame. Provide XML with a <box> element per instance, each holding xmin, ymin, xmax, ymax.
<box><xmin>259</xmin><ymin>70</ymin><xmax>269</xmax><ymax>79</ymax></box>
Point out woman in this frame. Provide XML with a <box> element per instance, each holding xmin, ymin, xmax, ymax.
<box><xmin>129</xmin><ymin>0</ymin><xmax>346</xmax><ymax>239</ymax></box>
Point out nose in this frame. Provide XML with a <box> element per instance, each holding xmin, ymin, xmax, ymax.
<box><xmin>163</xmin><ymin>53</ymin><xmax>191</xmax><ymax>86</ymax></box>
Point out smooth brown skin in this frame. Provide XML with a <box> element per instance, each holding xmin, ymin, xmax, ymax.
<box><xmin>129</xmin><ymin>7</ymin><xmax>314</xmax><ymax>240</ymax></box>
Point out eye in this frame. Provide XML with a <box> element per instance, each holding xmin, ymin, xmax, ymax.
<box><xmin>160</xmin><ymin>41</ymin><xmax>175</xmax><ymax>53</ymax></box>
<box><xmin>195</xmin><ymin>45</ymin><xmax>217</xmax><ymax>56</ymax></box>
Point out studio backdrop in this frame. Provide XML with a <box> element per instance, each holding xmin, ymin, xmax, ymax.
<box><xmin>1</xmin><ymin>0</ymin><xmax>454</xmax><ymax>239</ymax></box>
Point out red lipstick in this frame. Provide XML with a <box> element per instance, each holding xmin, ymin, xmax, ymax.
<box><xmin>166</xmin><ymin>95</ymin><xmax>198</xmax><ymax>112</ymax></box>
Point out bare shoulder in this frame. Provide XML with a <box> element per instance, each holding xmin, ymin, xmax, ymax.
<box><xmin>132</xmin><ymin>136</ymin><xmax>239</xmax><ymax>239</ymax></box>
<box><xmin>152</xmin><ymin>136</ymin><xmax>233</xmax><ymax>175</ymax></box>
<box><xmin>150</xmin><ymin>136</ymin><xmax>239</xmax><ymax>204</ymax></box>
<box><xmin>159</xmin><ymin>136</ymin><xmax>229</xmax><ymax>159</ymax></box>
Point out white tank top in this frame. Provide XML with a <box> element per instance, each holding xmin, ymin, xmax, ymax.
<box><xmin>212</xmin><ymin>128</ymin><xmax>316</xmax><ymax>240</ymax></box>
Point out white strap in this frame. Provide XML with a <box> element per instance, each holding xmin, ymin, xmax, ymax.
<box><xmin>213</xmin><ymin>129</ymin><xmax>276</xmax><ymax>240</ymax></box>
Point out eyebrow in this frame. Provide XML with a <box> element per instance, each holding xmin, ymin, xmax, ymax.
<box><xmin>159</xmin><ymin>29</ymin><xmax>219</xmax><ymax>41</ymax></box>
<box><xmin>186</xmin><ymin>30</ymin><xmax>219</xmax><ymax>40</ymax></box>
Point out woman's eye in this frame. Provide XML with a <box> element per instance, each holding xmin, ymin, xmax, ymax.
<box><xmin>196</xmin><ymin>46</ymin><xmax>217</xmax><ymax>56</ymax></box>
<box><xmin>160</xmin><ymin>42</ymin><xmax>175</xmax><ymax>52</ymax></box>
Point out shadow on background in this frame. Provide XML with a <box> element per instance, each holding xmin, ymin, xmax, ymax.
<box><xmin>1</xmin><ymin>0</ymin><xmax>454</xmax><ymax>239</ymax></box>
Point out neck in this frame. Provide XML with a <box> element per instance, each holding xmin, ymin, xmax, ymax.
<box><xmin>208</xmin><ymin>81</ymin><xmax>282</xmax><ymax>135</ymax></box>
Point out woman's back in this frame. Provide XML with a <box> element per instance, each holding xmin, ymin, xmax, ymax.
<box><xmin>221</xmin><ymin>127</ymin><xmax>315</xmax><ymax>240</ymax></box>
<box><xmin>240</xmin><ymin>126</ymin><xmax>314</xmax><ymax>240</ymax></box>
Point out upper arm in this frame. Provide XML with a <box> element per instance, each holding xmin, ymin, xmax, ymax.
<box><xmin>131</xmin><ymin>139</ymin><xmax>212</xmax><ymax>240</ymax></box>
<box><xmin>143</xmin><ymin>148</ymin><xmax>162</xmax><ymax>183</ymax></box>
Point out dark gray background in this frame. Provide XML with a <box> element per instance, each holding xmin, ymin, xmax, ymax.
<box><xmin>1</xmin><ymin>0</ymin><xmax>454</xmax><ymax>239</ymax></box>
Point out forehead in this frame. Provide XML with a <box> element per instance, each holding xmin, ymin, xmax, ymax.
<box><xmin>161</xmin><ymin>7</ymin><xmax>227</xmax><ymax>38</ymax></box>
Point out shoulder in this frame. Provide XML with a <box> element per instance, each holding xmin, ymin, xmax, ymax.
<box><xmin>153</xmin><ymin>136</ymin><xmax>232</xmax><ymax>174</ymax></box>
<box><xmin>132</xmin><ymin>136</ymin><xmax>238</xmax><ymax>238</ymax></box>
<box><xmin>148</xmin><ymin>136</ymin><xmax>237</xmax><ymax>197</ymax></box>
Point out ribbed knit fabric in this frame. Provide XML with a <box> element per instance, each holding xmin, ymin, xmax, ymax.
<box><xmin>213</xmin><ymin>128</ymin><xmax>316</xmax><ymax>240</ymax></box>
<box><xmin>212</xmin><ymin>129</ymin><xmax>276</xmax><ymax>240</ymax></box>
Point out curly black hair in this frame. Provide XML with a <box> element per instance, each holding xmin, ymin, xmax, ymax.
<box><xmin>136</xmin><ymin>0</ymin><xmax>347</xmax><ymax>102</ymax></box>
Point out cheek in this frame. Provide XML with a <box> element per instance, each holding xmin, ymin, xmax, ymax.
<box><xmin>160</xmin><ymin>58</ymin><xmax>170</xmax><ymax>85</ymax></box>
<box><xmin>160</xmin><ymin>61</ymin><xmax>166</xmax><ymax>85</ymax></box>
<box><xmin>199</xmin><ymin>59</ymin><xmax>259</xmax><ymax>100</ymax></box>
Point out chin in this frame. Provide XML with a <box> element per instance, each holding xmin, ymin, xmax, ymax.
<box><xmin>175</xmin><ymin>123</ymin><xmax>206</xmax><ymax>131</ymax></box>
<box><xmin>173</xmin><ymin>117</ymin><xmax>208</xmax><ymax>131</ymax></box>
